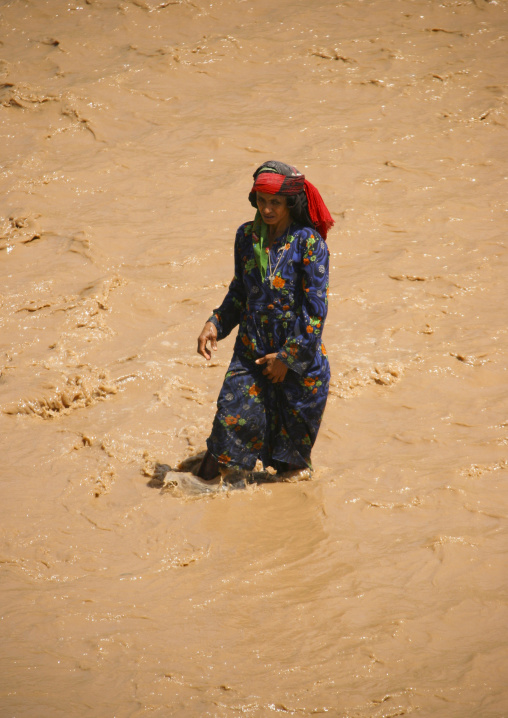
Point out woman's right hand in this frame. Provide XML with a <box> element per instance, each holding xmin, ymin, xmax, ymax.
<box><xmin>197</xmin><ymin>321</ymin><xmax>218</xmax><ymax>360</ymax></box>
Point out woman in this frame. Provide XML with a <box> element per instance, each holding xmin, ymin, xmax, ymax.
<box><xmin>196</xmin><ymin>160</ymin><xmax>333</xmax><ymax>481</ymax></box>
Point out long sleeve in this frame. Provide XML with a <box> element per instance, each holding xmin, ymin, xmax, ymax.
<box><xmin>276</xmin><ymin>231</ymin><xmax>329</xmax><ymax>375</ymax></box>
<box><xmin>208</xmin><ymin>226</ymin><xmax>247</xmax><ymax>340</ymax></box>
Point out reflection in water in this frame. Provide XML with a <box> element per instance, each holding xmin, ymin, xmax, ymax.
<box><xmin>1</xmin><ymin>0</ymin><xmax>508</xmax><ymax>715</ymax></box>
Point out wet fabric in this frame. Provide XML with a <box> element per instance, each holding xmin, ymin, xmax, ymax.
<box><xmin>206</xmin><ymin>220</ymin><xmax>330</xmax><ymax>471</ymax></box>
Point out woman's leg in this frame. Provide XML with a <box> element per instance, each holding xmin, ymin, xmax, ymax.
<box><xmin>196</xmin><ymin>450</ymin><xmax>220</xmax><ymax>480</ymax></box>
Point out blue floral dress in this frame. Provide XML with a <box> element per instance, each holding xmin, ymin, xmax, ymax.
<box><xmin>207</xmin><ymin>220</ymin><xmax>330</xmax><ymax>471</ymax></box>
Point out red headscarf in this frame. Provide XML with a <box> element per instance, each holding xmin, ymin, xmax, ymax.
<box><xmin>251</xmin><ymin>165</ymin><xmax>334</xmax><ymax>240</ymax></box>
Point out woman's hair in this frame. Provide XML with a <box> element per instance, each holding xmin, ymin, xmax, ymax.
<box><xmin>248</xmin><ymin>160</ymin><xmax>316</xmax><ymax>230</ymax></box>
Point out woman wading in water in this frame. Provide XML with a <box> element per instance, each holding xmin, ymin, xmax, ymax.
<box><xmin>197</xmin><ymin>160</ymin><xmax>333</xmax><ymax>481</ymax></box>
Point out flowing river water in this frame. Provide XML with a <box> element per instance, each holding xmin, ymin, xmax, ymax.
<box><xmin>1</xmin><ymin>0</ymin><xmax>508</xmax><ymax>716</ymax></box>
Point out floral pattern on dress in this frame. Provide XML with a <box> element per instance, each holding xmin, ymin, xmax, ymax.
<box><xmin>207</xmin><ymin>221</ymin><xmax>330</xmax><ymax>471</ymax></box>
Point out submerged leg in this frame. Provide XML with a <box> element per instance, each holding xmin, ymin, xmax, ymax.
<box><xmin>196</xmin><ymin>450</ymin><xmax>220</xmax><ymax>481</ymax></box>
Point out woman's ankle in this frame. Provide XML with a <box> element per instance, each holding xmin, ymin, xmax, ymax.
<box><xmin>196</xmin><ymin>450</ymin><xmax>220</xmax><ymax>480</ymax></box>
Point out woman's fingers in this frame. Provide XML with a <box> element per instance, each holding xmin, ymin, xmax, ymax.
<box><xmin>197</xmin><ymin>322</ymin><xmax>218</xmax><ymax>360</ymax></box>
<box><xmin>197</xmin><ymin>336</ymin><xmax>210</xmax><ymax>359</ymax></box>
<box><xmin>197</xmin><ymin>332</ymin><xmax>209</xmax><ymax>359</ymax></box>
<box><xmin>271</xmin><ymin>364</ymin><xmax>288</xmax><ymax>382</ymax></box>
<box><xmin>257</xmin><ymin>354</ymin><xmax>288</xmax><ymax>383</ymax></box>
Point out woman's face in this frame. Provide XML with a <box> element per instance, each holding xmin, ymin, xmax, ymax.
<box><xmin>256</xmin><ymin>191</ymin><xmax>291</xmax><ymax>228</ymax></box>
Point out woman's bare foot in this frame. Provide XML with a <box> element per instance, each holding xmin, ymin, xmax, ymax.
<box><xmin>277</xmin><ymin>467</ymin><xmax>312</xmax><ymax>481</ymax></box>
<box><xmin>220</xmin><ymin>465</ymin><xmax>250</xmax><ymax>482</ymax></box>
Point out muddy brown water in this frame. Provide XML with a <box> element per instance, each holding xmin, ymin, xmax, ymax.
<box><xmin>1</xmin><ymin>0</ymin><xmax>508</xmax><ymax>716</ymax></box>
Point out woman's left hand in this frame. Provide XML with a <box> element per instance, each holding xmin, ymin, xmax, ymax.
<box><xmin>255</xmin><ymin>353</ymin><xmax>288</xmax><ymax>383</ymax></box>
